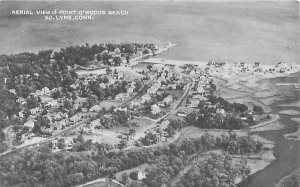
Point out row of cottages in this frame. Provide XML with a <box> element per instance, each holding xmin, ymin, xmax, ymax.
<box><xmin>30</xmin><ymin>107</ymin><xmax>42</xmax><ymax>115</ymax></box>
<box><xmin>54</xmin><ymin>112</ymin><xmax>69</xmax><ymax>121</ymax></box>
<box><xmin>32</xmin><ymin>87</ymin><xmax>57</xmax><ymax>97</ymax></box>
<box><xmin>113</xmin><ymin>107</ymin><xmax>128</xmax><ymax>113</ymax></box>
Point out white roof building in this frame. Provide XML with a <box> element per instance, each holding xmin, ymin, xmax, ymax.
<box><xmin>142</xmin><ymin>94</ymin><xmax>151</xmax><ymax>103</ymax></box>
<box><xmin>24</xmin><ymin>120</ymin><xmax>35</xmax><ymax>129</ymax></box>
<box><xmin>90</xmin><ymin>105</ymin><xmax>102</xmax><ymax>112</ymax></box>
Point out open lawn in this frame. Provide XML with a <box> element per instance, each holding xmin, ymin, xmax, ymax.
<box><xmin>98</xmin><ymin>100</ymin><xmax>120</xmax><ymax>110</ymax></box>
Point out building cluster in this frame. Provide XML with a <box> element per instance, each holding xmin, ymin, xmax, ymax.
<box><xmin>187</xmin><ymin>71</ymin><xmax>213</xmax><ymax>108</ymax></box>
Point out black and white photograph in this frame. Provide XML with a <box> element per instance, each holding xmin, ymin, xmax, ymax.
<box><xmin>0</xmin><ymin>0</ymin><xmax>299</xmax><ymax>187</ymax></box>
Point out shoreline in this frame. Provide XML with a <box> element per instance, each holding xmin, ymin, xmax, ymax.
<box><xmin>140</xmin><ymin>58</ymin><xmax>298</xmax><ymax>186</ymax></box>
<box><xmin>283</xmin><ymin>118</ymin><xmax>300</xmax><ymax>141</ymax></box>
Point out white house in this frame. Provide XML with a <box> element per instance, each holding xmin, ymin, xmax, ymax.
<box><xmin>127</xmin><ymin>87</ymin><xmax>134</xmax><ymax>95</ymax></box>
<box><xmin>24</xmin><ymin>120</ymin><xmax>35</xmax><ymax>130</ymax></box>
<box><xmin>70</xmin><ymin>114</ymin><xmax>81</xmax><ymax>122</ymax></box>
<box><xmin>138</xmin><ymin>171</ymin><xmax>146</xmax><ymax>180</ymax></box>
<box><xmin>9</xmin><ymin>89</ymin><xmax>16</xmax><ymax>95</ymax></box>
<box><xmin>18</xmin><ymin>111</ymin><xmax>24</xmax><ymax>118</ymax></box>
<box><xmin>42</xmin><ymin>87</ymin><xmax>51</xmax><ymax>95</ymax></box>
<box><xmin>163</xmin><ymin>95</ymin><xmax>173</xmax><ymax>105</ymax></box>
<box><xmin>197</xmin><ymin>86</ymin><xmax>205</xmax><ymax>94</ymax></box>
<box><xmin>16</xmin><ymin>97</ymin><xmax>27</xmax><ymax>105</ymax></box>
<box><xmin>30</xmin><ymin>107</ymin><xmax>40</xmax><ymax>115</ymax></box>
<box><xmin>115</xmin><ymin>93</ymin><xmax>127</xmax><ymax>101</ymax></box>
<box><xmin>55</xmin><ymin>113</ymin><xmax>62</xmax><ymax>121</ymax></box>
<box><xmin>177</xmin><ymin>112</ymin><xmax>188</xmax><ymax>117</ymax></box>
<box><xmin>216</xmin><ymin>108</ymin><xmax>226</xmax><ymax>116</ymax></box>
<box><xmin>113</xmin><ymin>107</ymin><xmax>128</xmax><ymax>113</ymax></box>
<box><xmin>99</xmin><ymin>83</ymin><xmax>106</xmax><ymax>89</ymax></box>
<box><xmin>90</xmin><ymin>105</ymin><xmax>102</xmax><ymax>112</ymax></box>
<box><xmin>142</xmin><ymin>94</ymin><xmax>151</xmax><ymax>104</ymax></box>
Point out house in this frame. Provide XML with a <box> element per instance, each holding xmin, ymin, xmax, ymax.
<box><xmin>61</xmin><ymin>113</ymin><xmax>68</xmax><ymax>119</ymax></box>
<box><xmin>163</xmin><ymin>95</ymin><xmax>173</xmax><ymax>105</ymax></box>
<box><xmin>189</xmin><ymin>98</ymin><xmax>200</xmax><ymax>106</ymax></box>
<box><xmin>113</xmin><ymin>107</ymin><xmax>127</xmax><ymax>113</ymax></box>
<box><xmin>216</xmin><ymin>108</ymin><xmax>226</xmax><ymax>116</ymax></box>
<box><xmin>16</xmin><ymin>97</ymin><xmax>27</xmax><ymax>105</ymax></box>
<box><xmin>279</xmin><ymin>68</ymin><xmax>285</xmax><ymax>73</ymax></box>
<box><xmin>59</xmin><ymin>120</ymin><xmax>67</xmax><ymax>126</ymax></box>
<box><xmin>147</xmin><ymin>86</ymin><xmax>158</xmax><ymax>94</ymax></box>
<box><xmin>198</xmin><ymin>96</ymin><xmax>208</xmax><ymax>101</ymax></box>
<box><xmin>186</xmin><ymin>104</ymin><xmax>197</xmax><ymax>108</ymax></box>
<box><xmin>90</xmin><ymin>119</ymin><xmax>101</xmax><ymax>128</ymax></box>
<box><xmin>115</xmin><ymin>93</ymin><xmax>127</xmax><ymax>101</ymax></box>
<box><xmin>161</xmin><ymin>120</ymin><xmax>171</xmax><ymax>127</ymax></box>
<box><xmin>106</xmin><ymin>68</ymin><xmax>112</xmax><ymax>75</ymax></box>
<box><xmin>90</xmin><ymin>105</ymin><xmax>102</xmax><ymax>112</ymax></box>
<box><xmin>70</xmin><ymin>114</ymin><xmax>81</xmax><ymax>122</ymax></box>
<box><xmin>142</xmin><ymin>94</ymin><xmax>151</xmax><ymax>103</ymax></box>
<box><xmin>42</xmin><ymin>87</ymin><xmax>51</xmax><ymax>95</ymax></box>
<box><xmin>169</xmin><ymin>84</ymin><xmax>177</xmax><ymax>90</ymax></box>
<box><xmin>241</xmin><ymin>67</ymin><xmax>248</xmax><ymax>72</ymax></box>
<box><xmin>118</xmin><ymin>73</ymin><xmax>124</xmax><ymax>79</ymax></box>
<box><xmin>30</xmin><ymin>107</ymin><xmax>40</xmax><ymax>115</ymax></box>
<box><xmin>127</xmin><ymin>87</ymin><xmax>134</xmax><ymax>95</ymax></box>
<box><xmin>254</xmin><ymin>62</ymin><xmax>260</xmax><ymax>67</ymax></box>
<box><xmin>151</xmin><ymin>104</ymin><xmax>161</xmax><ymax>114</ymax></box>
<box><xmin>81</xmin><ymin>108</ymin><xmax>88</xmax><ymax>113</ymax></box>
<box><xmin>65</xmin><ymin>139</ymin><xmax>73</xmax><ymax>149</ymax></box>
<box><xmin>129</xmin><ymin>101</ymin><xmax>139</xmax><ymax>110</ymax></box>
<box><xmin>99</xmin><ymin>83</ymin><xmax>106</xmax><ymax>89</ymax></box>
<box><xmin>24</xmin><ymin>120</ymin><xmax>35</xmax><ymax>130</ymax></box>
<box><xmin>54</xmin><ymin>113</ymin><xmax>62</xmax><ymax>121</ymax></box>
<box><xmin>138</xmin><ymin>171</ymin><xmax>146</xmax><ymax>180</ymax></box>
<box><xmin>197</xmin><ymin>86</ymin><xmax>205</xmax><ymax>94</ymax></box>
<box><xmin>9</xmin><ymin>89</ymin><xmax>16</xmax><ymax>95</ymax></box>
<box><xmin>177</xmin><ymin>112</ymin><xmax>188</xmax><ymax>117</ymax></box>
<box><xmin>51</xmin><ymin>139</ymin><xmax>58</xmax><ymax>149</ymax></box>
<box><xmin>45</xmin><ymin>100</ymin><xmax>59</xmax><ymax>108</ymax></box>
<box><xmin>239</xmin><ymin>62</ymin><xmax>245</xmax><ymax>67</ymax></box>
<box><xmin>18</xmin><ymin>111</ymin><xmax>24</xmax><ymax>118</ymax></box>
<box><xmin>70</xmin><ymin>84</ymin><xmax>78</xmax><ymax>89</ymax></box>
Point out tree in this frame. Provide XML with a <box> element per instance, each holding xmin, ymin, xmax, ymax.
<box><xmin>51</xmin><ymin>90</ymin><xmax>60</xmax><ymax>99</ymax></box>
<box><xmin>129</xmin><ymin>171</ymin><xmax>138</xmax><ymax>180</ymax></box>
<box><xmin>147</xmin><ymin>65</ymin><xmax>152</xmax><ymax>71</ymax></box>
<box><xmin>113</xmin><ymin>56</ymin><xmax>122</xmax><ymax>66</ymax></box>
<box><xmin>253</xmin><ymin>105</ymin><xmax>264</xmax><ymax>115</ymax></box>
<box><xmin>121</xmin><ymin>173</ymin><xmax>129</xmax><ymax>184</ymax></box>
<box><xmin>57</xmin><ymin>138</ymin><xmax>66</xmax><ymax>149</ymax></box>
<box><xmin>68</xmin><ymin>109</ymin><xmax>75</xmax><ymax>117</ymax></box>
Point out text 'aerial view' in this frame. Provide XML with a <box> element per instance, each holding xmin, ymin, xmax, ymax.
<box><xmin>0</xmin><ymin>0</ymin><xmax>299</xmax><ymax>187</ymax></box>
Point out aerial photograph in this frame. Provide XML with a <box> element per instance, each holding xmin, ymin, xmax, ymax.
<box><xmin>0</xmin><ymin>0</ymin><xmax>299</xmax><ymax>187</ymax></box>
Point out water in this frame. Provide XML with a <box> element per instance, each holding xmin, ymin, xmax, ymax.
<box><xmin>0</xmin><ymin>1</ymin><xmax>299</xmax><ymax>64</ymax></box>
<box><xmin>239</xmin><ymin>73</ymin><xmax>300</xmax><ymax>187</ymax></box>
